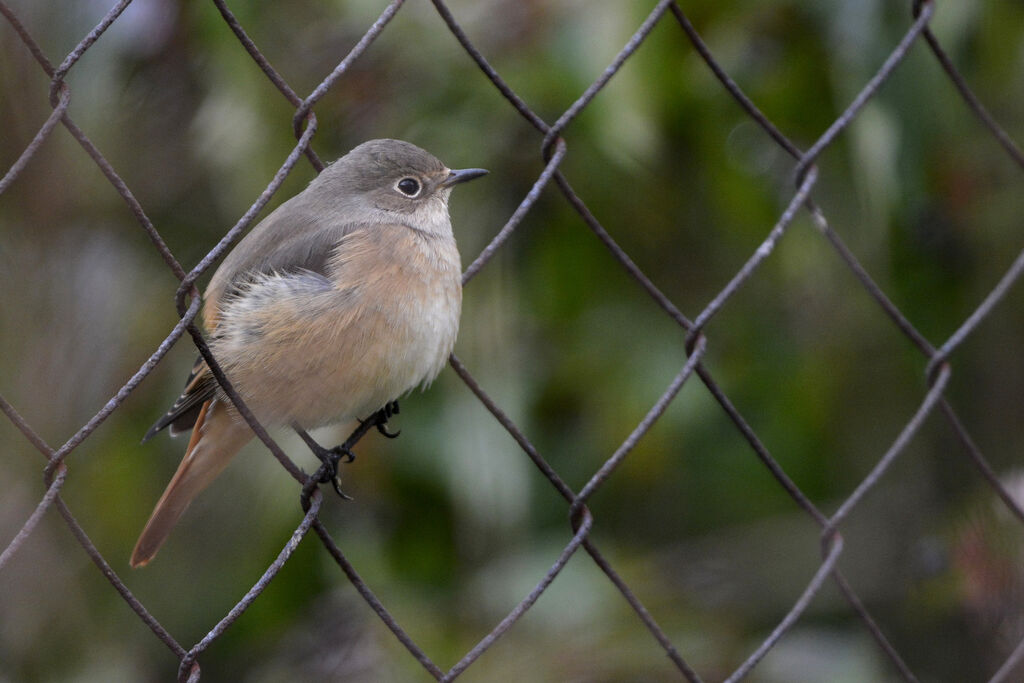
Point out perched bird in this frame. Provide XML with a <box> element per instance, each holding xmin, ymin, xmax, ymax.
<box><xmin>132</xmin><ymin>139</ymin><xmax>486</xmax><ymax>567</ymax></box>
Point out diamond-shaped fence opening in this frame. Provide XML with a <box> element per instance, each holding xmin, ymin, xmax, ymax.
<box><xmin>3</xmin><ymin>0</ymin><xmax>1024</xmax><ymax>680</ymax></box>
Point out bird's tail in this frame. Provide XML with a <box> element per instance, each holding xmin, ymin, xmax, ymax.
<box><xmin>131</xmin><ymin>399</ymin><xmax>252</xmax><ymax>568</ymax></box>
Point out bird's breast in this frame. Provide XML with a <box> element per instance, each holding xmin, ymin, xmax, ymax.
<box><xmin>359</xmin><ymin>228</ymin><xmax>462</xmax><ymax>392</ymax></box>
<box><xmin>213</xmin><ymin>224</ymin><xmax>462</xmax><ymax>428</ymax></box>
<box><xmin>323</xmin><ymin>226</ymin><xmax>463</xmax><ymax>422</ymax></box>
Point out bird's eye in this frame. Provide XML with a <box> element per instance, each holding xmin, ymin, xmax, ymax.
<box><xmin>396</xmin><ymin>177</ymin><xmax>421</xmax><ymax>197</ymax></box>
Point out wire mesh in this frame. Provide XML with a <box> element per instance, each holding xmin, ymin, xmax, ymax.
<box><xmin>2</xmin><ymin>0</ymin><xmax>1024</xmax><ymax>680</ymax></box>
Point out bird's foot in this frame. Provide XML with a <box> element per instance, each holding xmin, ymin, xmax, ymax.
<box><xmin>368</xmin><ymin>401</ymin><xmax>401</xmax><ymax>439</ymax></box>
<box><xmin>294</xmin><ymin>427</ymin><xmax>356</xmax><ymax>499</ymax></box>
<box><xmin>294</xmin><ymin>401</ymin><xmax>401</xmax><ymax>499</ymax></box>
<box><xmin>316</xmin><ymin>444</ymin><xmax>356</xmax><ymax>500</ymax></box>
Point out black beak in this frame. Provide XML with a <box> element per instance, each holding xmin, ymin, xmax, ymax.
<box><xmin>442</xmin><ymin>168</ymin><xmax>488</xmax><ymax>187</ymax></box>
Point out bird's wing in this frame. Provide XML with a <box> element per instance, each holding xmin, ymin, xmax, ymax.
<box><xmin>145</xmin><ymin>214</ymin><xmax>377</xmax><ymax>441</ymax></box>
<box><xmin>143</xmin><ymin>355</ymin><xmax>217</xmax><ymax>441</ymax></box>
<box><xmin>203</xmin><ymin>198</ymin><xmax>369</xmax><ymax>326</ymax></box>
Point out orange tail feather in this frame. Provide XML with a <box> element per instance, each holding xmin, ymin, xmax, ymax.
<box><xmin>131</xmin><ymin>400</ymin><xmax>251</xmax><ymax>568</ymax></box>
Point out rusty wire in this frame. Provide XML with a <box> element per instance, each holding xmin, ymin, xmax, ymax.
<box><xmin>2</xmin><ymin>0</ymin><xmax>1024</xmax><ymax>680</ymax></box>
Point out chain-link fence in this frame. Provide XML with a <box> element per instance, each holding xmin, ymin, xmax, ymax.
<box><xmin>3</xmin><ymin>0</ymin><xmax>1024</xmax><ymax>680</ymax></box>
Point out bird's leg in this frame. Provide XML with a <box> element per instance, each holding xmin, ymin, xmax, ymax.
<box><xmin>293</xmin><ymin>402</ymin><xmax>401</xmax><ymax>498</ymax></box>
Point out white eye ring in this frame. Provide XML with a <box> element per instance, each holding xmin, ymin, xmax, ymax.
<box><xmin>396</xmin><ymin>177</ymin><xmax>421</xmax><ymax>197</ymax></box>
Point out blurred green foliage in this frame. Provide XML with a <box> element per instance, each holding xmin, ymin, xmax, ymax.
<box><xmin>3</xmin><ymin>0</ymin><xmax>1024</xmax><ymax>680</ymax></box>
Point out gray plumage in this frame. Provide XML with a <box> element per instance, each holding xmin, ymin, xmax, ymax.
<box><xmin>132</xmin><ymin>139</ymin><xmax>486</xmax><ymax>567</ymax></box>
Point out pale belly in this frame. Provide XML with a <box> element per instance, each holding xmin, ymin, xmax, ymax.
<box><xmin>213</xmin><ymin>269</ymin><xmax>461</xmax><ymax>430</ymax></box>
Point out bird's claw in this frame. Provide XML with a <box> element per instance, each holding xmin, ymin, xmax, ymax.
<box><xmin>296</xmin><ymin>400</ymin><xmax>401</xmax><ymax>500</ymax></box>
<box><xmin>315</xmin><ymin>444</ymin><xmax>356</xmax><ymax>500</ymax></box>
<box><xmin>358</xmin><ymin>401</ymin><xmax>401</xmax><ymax>438</ymax></box>
<box><xmin>329</xmin><ymin>474</ymin><xmax>353</xmax><ymax>500</ymax></box>
<box><xmin>377</xmin><ymin>422</ymin><xmax>401</xmax><ymax>439</ymax></box>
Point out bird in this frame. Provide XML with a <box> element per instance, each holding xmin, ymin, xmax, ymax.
<box><xmin>131</xmin><ymin>139</ymin><xmax>487</xmax><ymax>567</ymax></box>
